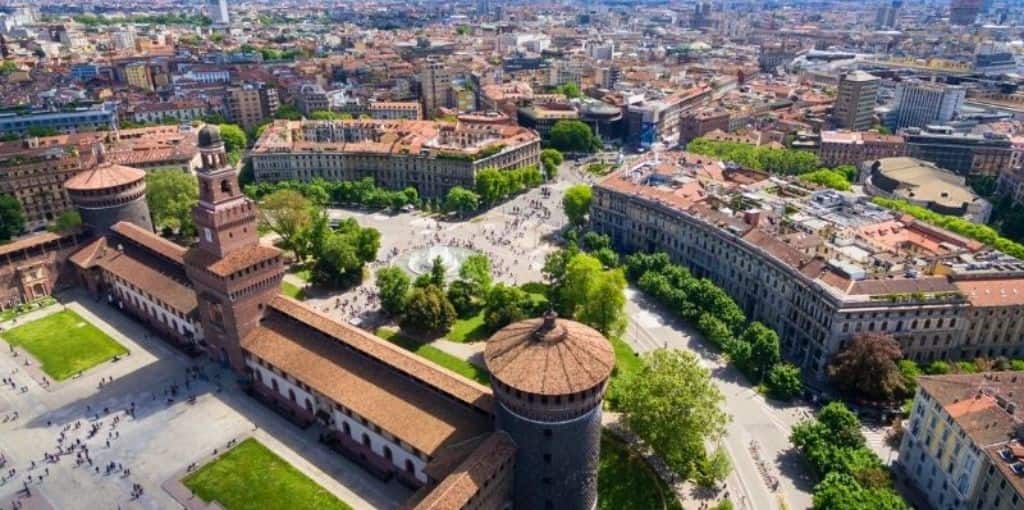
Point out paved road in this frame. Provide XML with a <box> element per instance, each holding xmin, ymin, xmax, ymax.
<box><xmin>623</xmin><ymin>288</ymin><xmax>817</xmax><ymax>510</ymax></box>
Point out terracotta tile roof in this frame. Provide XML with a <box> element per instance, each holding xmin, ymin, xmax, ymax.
<box><xmin>411</xmin><ymin>432</ymin><xmax>516</xmax><ymax>510</ymax></box>
<box><xmin>242</xmin><ymin>309</ymin><xmax>491</xmax><ymax>456</ymax></box>
<box><xmin>484</xmin><ymin>317</ymin><xmax>614</xmax><ymax>396</ymax></box>
<box><xmin>0</xmin><ymin>231</ymin><xmax>68</xmax><ymax>258</ymax></box>
<box><xmin>918</xmin><ymin>372</ymin><xmax>1024</xmax><ymax>448</ymax></box>
<box><xmin>955</xmin><ymin>279</ymin><xmax>1024</xmax><ymax>307</ymax></box>
<box><xmin>268</xmin><ymin>296</ymin><xmax>493</xmax><ymax>413</ymax></box>
<box><xmin>71</xmin><ymin>237</ymin><xmax>197</xmax><ymax>314</ymax></box>
<box><xmin>64</xmin><ymin>162</ymin><xmax>145</xmax><ymax>191</ymax></box>
<box><xmin>847</xmin><ymin>276</ymin><xmax>957</xmax><ymax>296</ymax></box>
<box><xmin>183</xmin><ymin>244</ymin><xmax>281</xmax><ymax>277</ymax></box>
<box><xmin>110</xmin><ymin>222</ymin><xmax>186</xmax><ymax>264</ymax></box>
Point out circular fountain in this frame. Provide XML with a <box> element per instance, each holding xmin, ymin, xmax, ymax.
<box><xmin>397</xmin><ymin>245</ymin><xmax>480</xmax><ymax>279</ymax></box>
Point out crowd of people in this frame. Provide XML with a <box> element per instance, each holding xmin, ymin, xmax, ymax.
<box><xmin>308</xmin><ymin>183</ymin><xmax>565</xmax><ymax>331</ymax></box>
<box><xmin>0</xmin><ymin>358</ymin><xmax>234</xmax><ymax>509</ymax></box>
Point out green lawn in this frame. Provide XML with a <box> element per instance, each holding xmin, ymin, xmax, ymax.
<box><xmin>610</xmin><ymin>335</ymin><xmax>642</xmax><ymax>382</ymax></box>
<box><xmin>376</xmin><ymin>328</ymin><xmax>490</xmax><ymax>385</ymax></box>
<box><xmin>599</xmin><ymin>434</ymin><xmax>682</xmax><ymax>510</ymax></box>
<box><xmin>447</xmin><ymin>310</ymin><xmax>491</xmax><ymax>343</ymax></box>
<box><xmin>288</xmin><ymin>265</ymin><xmax>312</xmax><ymax>282</ymax></box>
<box><xmin>1</xmin><ymin>309</ymin><xmax>127</xmax><ymax>380</ymax></box>
<box><xmin>183</xmin><ymin>438</ymin><xmax>352</xmax><ymax>510</ymax></box>
<box><xmin>280</xmin><ymin>281</ymin><xmax>305</xmax><ymax>300</ymax></box>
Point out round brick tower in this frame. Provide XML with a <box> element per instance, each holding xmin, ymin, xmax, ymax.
<box><xmin>65</xmin><ymin>144</ymin><xmax>153</xmax><ymax>234</ymax></box>
<box><xmin>484</xmin><ymin>312</ymin><xmax>615</xmax><ymax>510</ymax></box>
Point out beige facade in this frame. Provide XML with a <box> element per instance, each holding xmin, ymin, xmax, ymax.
<box><xmin>251</xmin><ymin>120</ymin><xmax>541</xmax><ymax>198</ymax></box>
<box><xmin>591</xmin><ymin>160</ymin><xmax>1024</xmax><ymax>377</ymax></box>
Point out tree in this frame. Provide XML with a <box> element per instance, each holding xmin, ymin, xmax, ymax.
<box><xmin>458</xmin><ymin>253</ymin><xmax>493</xmax><ymax>295</ymax></box>
<box><xmin>816</xmin><ymin>402</ymin><xmax>866</xmax><ymax>449</ymax></box>
<box><xmin>765</xmin><ymin>363</ymin><xmax>803</xmax><ymax>400</ymax></box>
<box><xmin>308</xmin><ymin>110</ymin><xmax>338</xmax><ymax>120</ymax></box>
<box><xmin>578</xmin><ymin>268</ymin><xmax>627</xmax><ymax>338</ymax></box>
<box><xmin>484</xmin><ymin>284</ymin><xmax>530</xmax><ymax>330</ymax></box>
<box><xmin>738</xmin><ymin>322</ymin><xmax>780</xmax><ymax>382</ymax></box>
<box><xmin>428</xmin><ymin>256</ymin><xmax>448</xmax><ymax>289</ymax></box>
<box><xmin>540</xmin><ymin>148</ymin><xmax>563</xmax><ymax>178</ymax></box>
<box><xmin>259</xmin><ymin>189</ymin><xmax>315</xmax><ymax>256</ymax></box>
<box><xmin>827</xmin><ymin>333</ymin><xmax>905</xmax><ymax>402</ymax></box>
<box><xmin>694</xmin><ymin>447</ymin><xmax>732</xmax><ymax>489</ymax></box>
<box><xmin>617</xmin><ymin>349</ymin><xmax>729</xmax><ymax>479</ymax></box>
<box><xmin>562</xmin><ymin>185</ymin><xmax>592</xmax><ymax>226</ymax></box>
<box><xmin>548</xmin><ymin>120</ymin><xmax>601</xmax><ymax>153</ymax></box>
<box><xmin>444</xmin><ymin>186</ymin><xmax>479</xmax><ymax>217</ymax></box>
<box><xmin>923</xmin><ymin>360</ymin><xmax>951</xmax><ymax>374</ymax></box>
<box><xmin>558</xmin><ymin>253</ymin><xmax>603</xmax><ymax>317</ymax></box>
<box><xmin>50</xmin><ymin>210</ymin><xmax>82</xmax><ymax>233</ymax></box>
<box><xmin>475</xmin><ymin>168</ymin><xmax>506</xmax><ymax>205</ymax></box>
<box><xmin>146</xmin><ymin>170</ymin><xmax>198</xmax><ymax>236</ymax></box>
<box><xmin>813</xmin><ymin>473</ymin><xmax>908</xmax><ymax>510</ymax></box>
<box><xmin>217</xmin><ymin>123</ymin><xmax>247</xmax><ymax>153</ymax></box>
<box><xmin>446</xmin><ymin>280</ymin><xmax>477</xmax><ymax>317</ymax></box>
<box><xmin>310</xmin><ymin>220</ymin><xmax>379</xmax><ymax>287</ymax></box>
<box><xmin>0</xmin><ymin>194</ymin><xmax>25</xmax><ymax>241</ymax></box>
<box><xmin>376</xmin><ymin>266</ymin><xmax>410</xmax><ymax>316</ymax></box>
<box><xmin>400</xmin><ymin>285</ymin><xmax>456</xmax><ymax>334</ymax></box>
<box><xmin>555</xmin><ymin>82</ymin><xmax>582</xmax><ymax>99</ymax></box>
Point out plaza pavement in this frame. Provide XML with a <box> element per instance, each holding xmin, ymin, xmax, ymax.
<box><xmin>0</xmin><ymin>289</ymin><xmax>409</xmax><ymax>510</ymax></box>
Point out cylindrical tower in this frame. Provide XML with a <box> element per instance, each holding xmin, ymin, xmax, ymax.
<box><xmin>484</xmin><ymin>313</ymin><xmax>615</xmax><ymax>510</ymax></box>
<box><xmin>65</xmin><ymin>144</ymin><xmax>153</xmax><ymax>234</ymax></box>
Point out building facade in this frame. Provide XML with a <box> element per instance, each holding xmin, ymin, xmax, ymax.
<box><xmin>590</xmin><ymin>155</ymin><xmax>1024</xmax><ymax>377</ymax></box>
<box><xmin>898</xmin><ymin>372</ymin><xmax>1024</xmax><ymax>510</ymax></box>
<box><xmin>250</xmin><ymin>119</ymin><xmax>541</xmax><ymax>198</ymax></box>
<box><xmin>834</xmin><ymin>71</ymin><xmax>879</xmax><ymax>131</ymax></box>
<box><xmin>892</xmin><ymin>82</ymin><xmax>966</xmax><ymax>129</ymax></box>
<box><xmin>0</xmin><ymin>103</ymin><xmax>118</xmax><ymax>136</ymax></box>
<box><xmin>368</xmin><ymin>101</ymin><xmax>422</xmax><ymax>120</ymax></box>
<box><xmin>421</xmin><ymin>60</ymin><xmax>451</xmax><ymax>119</ymax></box>
<box><xmin>819</xmin><ymin>131</ymin><xmax>906</xmax><ymax>167</ymax></box>
<box><xmin>225</xmin><ymin>84</ymin><xmax>279</xmax><ymax>131</ymax></box>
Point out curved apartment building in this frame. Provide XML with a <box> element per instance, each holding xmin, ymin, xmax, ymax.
<box><xmin>591</xmin><ymin>152</ymin><xmax>1024</xmax><ymax>378</ymax></box>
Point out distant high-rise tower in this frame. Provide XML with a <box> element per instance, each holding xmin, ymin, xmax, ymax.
<box><xmin>208</xmin><ymin>0</ymin><xmax>230</xmax><ymax>25</ymax></box>
<box><xmin>421</xmin><ymin>60</ymin><xmax>451</xmax><ymax>119</ymax></box>
<box><xmin>950</xmin><ymin>0</ymin><xmax>982</xmax><ymax>25</ymax></box>
<box><xmin>834</xmin><ymin>71</ymin><xmax>880</xmax><ymax>131</ymax></box>
<box><xmin>185</xmin><ymin>125</ymin><xmax>283</xmax><ymax>372</ymax></box>
<box><xmin>484</xmin><ymin>313</ymin><xmax>615</xmax><ymax>510</ymax></box>
<box><xmin>874</xmin><ymin>0</ymin><xmax>900</xmax><ymax>28</ymax></box>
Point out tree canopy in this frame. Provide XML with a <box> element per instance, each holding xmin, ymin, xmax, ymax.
<box><xmin>540</xmin><ymin>148</ymin><xmax>564</xmax><ymax>178</ymax></box>
<box><xmin>444</xmin><ymin>186</ymin><xmax>480</xmax><ymax>217</ymax></box>
<box><xmin>0</xmin><ymin>194</ymin><xmax>25</xmax><ymax>241</ymax></box>
<box><xmin>400</xmin><ymin>285</ymin><xmax>456</xmax><ymax>334</ymax></box>
<box><xmin>259</xmin><ymin>189</ymin><xmax>315</xmax><ymax>256</ymax></box>
<box><xmin>617</xmin><ymin>349</ymin><xmax>729</xmax><ymax>480</ymax></box>
<box><xmin>376</xmin><ymin>266</ymin><xmax>410</xmax><ymax>316</ymax></box>
<box><xmin>687</xmin><ymin>137</ymin><xmax>821</xmax><ymax>175</ymax></box>
<box><xmin>827</xmin><ymin>333</ymin><xmax>906</xmax><ymax>402</ymax></box>
<box><xmin>562</xmin><ymin>185</ymin><xmax>592</xmax><ymax>226</ymax></box>
<box><xmin>50</xmin><ymin>210</ymin><xmax>82</xmax><ymax>234</ymax></box>
<box><xmin>146</xmin><ymin>170</ymin><xmax>199</xmax><ymax>236</ymax></box>
<box><xmin>548</xmin><ymin>120</ymin><xmax>602</xmax><ymax>153</ymax></box>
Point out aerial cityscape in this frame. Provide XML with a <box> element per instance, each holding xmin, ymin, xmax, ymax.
<box><xmin>1</xmin><ymin>1</ymin><xmax>1024</xmax><ymax>509</ymax></box>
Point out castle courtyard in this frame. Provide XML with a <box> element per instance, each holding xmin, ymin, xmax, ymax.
<box><xmin>0</xmin><ymin>290</ymin><xmax>408</xmax><ymax>510</ymax></box>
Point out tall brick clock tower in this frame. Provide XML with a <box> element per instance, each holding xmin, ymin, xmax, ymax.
<box><xmin>185</xmin><ymin>125</ymin><xmax>283</xmax><ymax>373</ymax></box>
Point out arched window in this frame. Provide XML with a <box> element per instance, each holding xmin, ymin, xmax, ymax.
<box><xmin>288</xmin><ymin>389</ymin><xmax>296</xmax><ymax>402</ymax></box>
<box><xmin>342</xmin><ymin>422</ymin><xmax>351</xmax><ymax>435</ymax></box>
<box><xmin>362</xmin><ymin>434</ymin><xmax>371</xmax><ymax>447</ymax></box>
<box><xmin>383</xmin><ymin>446</ymin><xmax>393</xmax><ymax>461</ymax></box>
<box><xmin>305</xmin><ymin>398</ymin><xmax>313</xmax><ymax>412</ymax></box>
<box><xmin>271</xmin><ymin>379</ymin><xmax>279</xmax><ymax>393</ymax></box>
<box><xmin>405</xmin><ymin>460</ymin><xmax>415</xmax><ymax>473</ymax></box>
<box><xmin>220</xmin><ymin>179</ymin><xmax>232</xmax><ymax>194</ymax></box>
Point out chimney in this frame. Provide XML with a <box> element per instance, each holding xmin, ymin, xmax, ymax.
<box><xmin>744</xmin><ymin>209</ymin><xmax>762</xmax><ymax>227</ymax></box>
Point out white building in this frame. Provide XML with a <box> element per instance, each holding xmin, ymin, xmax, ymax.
<box><xmin>893</xmin><ymin>81</ymin><xmax>966</xmax><ymax>129</ymax></box>
<box><xmin>208</xmin><ymin>0</ymin><xmax>230</xmax><ymax>25</ymax></box>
